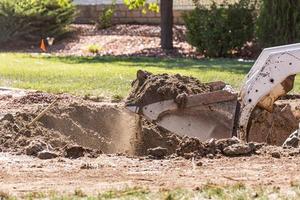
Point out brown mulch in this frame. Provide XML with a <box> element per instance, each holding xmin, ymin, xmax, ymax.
<box><xmin>0</xmin><ymin>24</ymin><xmax>203</xmax><ymax>59</ymax></box>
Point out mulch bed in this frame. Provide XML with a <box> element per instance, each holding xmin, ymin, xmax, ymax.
<box><xmin>0</xmin><ymin>24</ymin><xmax>204</xmax><ymax>59</ymax></box>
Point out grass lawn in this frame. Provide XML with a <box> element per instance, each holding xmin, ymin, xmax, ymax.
<box><xmin>2</xmin><ymin>183</ymin><xmax>300</xmax><ymax>200</ymax></box>
<box><xmin>1</xmin><ymin>53</ymin><xmax>299</xmax><ymax>99</ymax></box>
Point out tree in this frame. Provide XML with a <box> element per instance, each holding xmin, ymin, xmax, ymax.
<box><xmin>124</xmin><ymin>0</ymin><xmax>174</xmax><ymax>50</ymax></box>
<box><xmin>160</xmin><ymin>0</ymin><xmax>173</xmax><ymax>49</ymax></box>
<box><xmin>257</xmin><ymin>0</ymin><xmax>300</xmax><ymax>48</ymax></box>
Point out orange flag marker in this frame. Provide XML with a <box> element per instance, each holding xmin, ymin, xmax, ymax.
<box><xmin>40</xmin><ymin>39</ymin><xmax>47</xmax><ymax>52</ymax></box>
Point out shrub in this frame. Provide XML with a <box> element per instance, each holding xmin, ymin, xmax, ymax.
<box><xmin>87</xmin><ymin>44</ymin><xmax>102</xmax><ymax>54</ymax></box>
<box><xmin>97</xmin><ymin>1</ymin><xmax>116</xmax><ymax>29</ymax></box>
<box><xmin>0</xmin><ymin>0</ymin><xmax>76</xmax><ymax>43</ymax></box>
<box><xmin>183</xmin><ymin>0</ymin><xmax>255</xmax><ymax>57</ymax></box>
<box><xmin>257</xmin><ymin>0</ymin><xmax>300</xmax><ymax>48</ymax></box>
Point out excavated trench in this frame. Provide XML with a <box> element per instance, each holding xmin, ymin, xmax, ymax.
<box><xmin>0</xmin><ymin>91</ymin><xmax>181</xmax><ymax>158</ymax></box>
<box><xmin>1</xmin><ymin>96</ymin><xmax>299</xmax><ymax>160</ymax></box>
<box><xmin>38</xmin><ymin>103</ymin><xmax>180</xmax><ymax>156</ymax></box>
<box><xmin>1</xmin><ymin>71</ymin><xmax>300</xmax><ymax>159</ymax></box>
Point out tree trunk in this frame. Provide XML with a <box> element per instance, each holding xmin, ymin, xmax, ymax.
<box><xmin>160</xmin><ymin>0</ymin><xmax>173</xmax><ymax>49</ymax></box>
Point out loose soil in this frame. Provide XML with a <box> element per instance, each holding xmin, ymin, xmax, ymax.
<box><xmin>1</xmin><ymin>87</ymin><xmax>299</xmax><ymax>159</ymax></box>
<box><xmin>126</xmin><ymin>70</ymin><xmax>213</xmax><ymax>108</ymax></box>
<box><xmin>0</xmin><ymin>89</ymin><xmax>139</xmax><ymax>158</ymax></box>
<box><xmin>249</xmin><ymin>102</ymin><xmax>300</xmax><ymax>146</ymax></box>
<box><xmin>2</xmin><ymin>154</ymin><xmax>300</xmax><ymax>197</ymax></box>
<box><xmin>1</xmin><ymin>87</ymin><xmax>300</xmax><ymax>196</ymax></box>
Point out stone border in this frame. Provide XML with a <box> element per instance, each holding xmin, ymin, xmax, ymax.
<box><xmin>75</xmin><ymin>4</ymin><xmax>187</xmax><ymax>25</ymax></box>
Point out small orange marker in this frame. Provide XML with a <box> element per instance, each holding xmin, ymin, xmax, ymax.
<box><xmin>40</xmin><ymin>39</ymin><xmax>47</xmax><ymax>52</ymax></box>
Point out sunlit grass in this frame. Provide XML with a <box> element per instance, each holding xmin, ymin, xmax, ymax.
<box><xmin>0</xmin><ymin>53</ymin><xmax>253</xmax><ymax>98</ymax></box>
<box><xmin>1</xmin><ymin>53</ymin><xmax>299</xmax><ymax>99</ymax></box>
<box><xmin>7</xmin><ymin>183</ymin><xmax>300</xmax><ymax>200</ymax></box>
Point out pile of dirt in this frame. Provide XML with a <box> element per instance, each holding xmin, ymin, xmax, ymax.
<box><xmin>126</xmin><ymin>70</ymin><xmax>218</xmax><ymax>108</ymax></box>
<box><xmin>0</xmin><ymin>91</ymin><xmax>139</xmax><ymax>159</ymax></box>
<box><xmin>125</xmin><ymin>70</ymin><xmax>300</xmax><ymax>147</ymax></box>
<box><xmin>249</xmin><ymin>103</ymin><xmax>299</xmax><ymax>146</ymax></box>
<box><xmin>175</xmin><ymin>136</ymin><xmax>259</xmax><ymax>159</ymax></box>
<box><xmin>141</xmin><ymin>127</ymin><xmax>300</xmax><ymax>159</ymax></box>
<box><xmin>134</xmin><ymin>118</ymin><xmax>182</xmax><ymax>156</ymax></box>
<box><xmin>12</xmin><ymin>92</ymin><xmax>56</xmax><ymax>104</ymax></box>
<box><xmin>1</xmin><ymin>88</ymin><xmax>300</xmax><ymax>161</ymax></box>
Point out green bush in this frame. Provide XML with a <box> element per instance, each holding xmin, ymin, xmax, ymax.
<box><xmin>0</xmin><ymin>0</ymin><xmax>75</xmax><ymax>43</ymax></box>
<box><xmin>183</xmin><ymin>0</ymin><xmax>255</xmax><ymax>57</ymax></box>
<box><xmin>97</xmin><ymin>1</ymin><xmax>116</xmax><ymax>29</ymax></box>
<box><xmin>87</xmin><ymin>44</ymin><xmax>102</xmax><ymax>54</ymax></box>
<box><xmin>257</xmin><ymin>0</ymin><xmax>300</xmax><ymax>48</ymax></box>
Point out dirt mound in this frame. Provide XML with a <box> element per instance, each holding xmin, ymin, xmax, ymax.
<box><xmin>249</xmin><ymin>104</ymin><xmax>299</xmax><ymax>146</ymax></box>
<box><xmin>125</xmin><ymin>70</ymin><xmax>300</xmax><ymax>147</ymax></box>
<box><xmin>0</xmin><ymin>90</ymin><xmax>182</xmax><ymax>159</ymax></box>
<box><xmin>142</xmin><ymin>129</ymin><xmax>300</xmax><ymax>159</ymax></box>
<box><xmin>1</xmin><ymin>89</ymin><xmax>300</xmax><ymax>161</ymax></box>
<box><xmin>175</xmin><ymin>137</ymin><xmax>257</xmax><ymax>159</ymax></box>
<box><xmin>13</xmin><ymin>92</ymin><xmax>56</xmax><ymax>104</ymax></box>
<box><xmin>126</xmin><ymin>70</ymin><xmax>214</xmax><ymax>108</ymax></box>
<box><xmin>134</xmin><ymin>118</ymin><xmax>182</xmax><ymax>156</ymax></box>
<box><xmin>0</xmin><ymin>91</ymin><xmax>139</xmax><ymax>159</ymax></box>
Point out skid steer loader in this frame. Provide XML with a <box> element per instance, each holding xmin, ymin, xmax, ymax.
<box><xmin>126</xmin><ymin>43</ymin><xmax>300</xmax><ymax>141</ymax></box>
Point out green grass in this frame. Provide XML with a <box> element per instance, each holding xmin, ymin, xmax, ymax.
<box><xmin>0</xmin><ymin>53</ymin><xmax>252</xmax><ymax>98</ymax></box>
<box><xmin>3</xmin><ymin>183</ymin><xmax>300</xmax><ymax>200</ymax></box>
<box><xmin>0</xmin><ymin>53</ymin><xmax>299</xmax><ymax>99</ymax></box>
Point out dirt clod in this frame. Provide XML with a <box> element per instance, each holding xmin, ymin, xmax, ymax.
<box><xmin>1</xmin><ymin>113</ymin><xmax>14</xmax><ymax>122</ymax></box>
<box><xmin>25</xmin><ymin>141</ymin><xmax>46</xmax><ymax>156</ymax></box>
<box><xmin>64</xmin><ymin>145</ymin><xmax>86</xmax><ymax>159</ymax></box>
<box><xmin>207</xmin><ymin>154</ymin><xmax>214</xmax><ymax>159</ymax></box>
<box><xmin>126</xmin><ymin>70</ymin><xmax>212</xmax><ymax>108</ymax></box>
<box><xmin>80</xmin><ymin>163</ymin><xmax>96</xmax><ymax>170</ymax></box>
<box><xmin>223</xmin><ymin>143</ymin><xmax>254</xmax><ymax>157</ymax></box>
<box><xmin>271</xmin><ymin>152</ymin><xmax>281</xmax><ymax>159</ymax></box>
<box><xmin>215</xmin><ymin>137</ymin><xmax>241</xmax><ymax>151</ymax></box>
<box><xmin>147</xmin><ymin>147</ymin><xmax>168</xmax><ymax>159</ymax></box>
<box><xmin>37</xmin><ymin>150</ymin><xmax>58</xmax><ymax>160</ymax></box>
<box><xmin>176</xmin><ymin>137</ymin><xmax>205</xmax><ymax>159</ymax></box>
<box><xmin>196</xmin><ymin>161</ymin><xmax>203</xmax><ymax>166</ymax></box>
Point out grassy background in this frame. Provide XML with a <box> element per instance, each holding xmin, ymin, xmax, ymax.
<box><xmin>2</xmin><ymin>183</ymin><xmax>300</xmax><ymax>200</ymax></box>
<box><xmin>0</xmin><ymin>53</ymin><xmax>299</xmax><ymax>99</ymax></box>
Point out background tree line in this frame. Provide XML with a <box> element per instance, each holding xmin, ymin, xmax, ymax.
<box><xmin>0</xmin><ymin>0</ymin><xmax>300</xmax><ymax>58</ymax></box>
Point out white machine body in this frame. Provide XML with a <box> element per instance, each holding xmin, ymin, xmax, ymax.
<box><xmin>239</xmin><ymin>43</ymin><xmax>300</xmax><ymax>140</ymax></box>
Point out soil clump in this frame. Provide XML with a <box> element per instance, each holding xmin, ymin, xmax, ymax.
<box><xmin>125</xmin><ymin>70</ymin><xmax>215</xmax><ymax>108</ymax></box>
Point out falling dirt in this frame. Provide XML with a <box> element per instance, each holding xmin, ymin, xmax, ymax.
<box><xmin>2</xmin><ymin>88</ymin><xmax>300</xmax><ymax>197</ymax></box>
<box><xmin>2</xmin><ymin>74</ymin><xmax>300</xmax><ymax>197</ymax></box>
<box><xmin>125</xmin><ymin>71</ymin><xmax>300</xmax><ymax>147</ymax></box>
<box><xmin>0</xmin><ymin>90</ymin><xmax>138</xmax><ymax>158</ymax></box>
<box><xmin>134</xmin><ymin>118</ymin><xmax>182</xmax><ymax>156</ymax></box>
<box><xmin>1</xmin><ymin>86</ymin><xmax>300</xmax><ymax>161</ymax></box>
